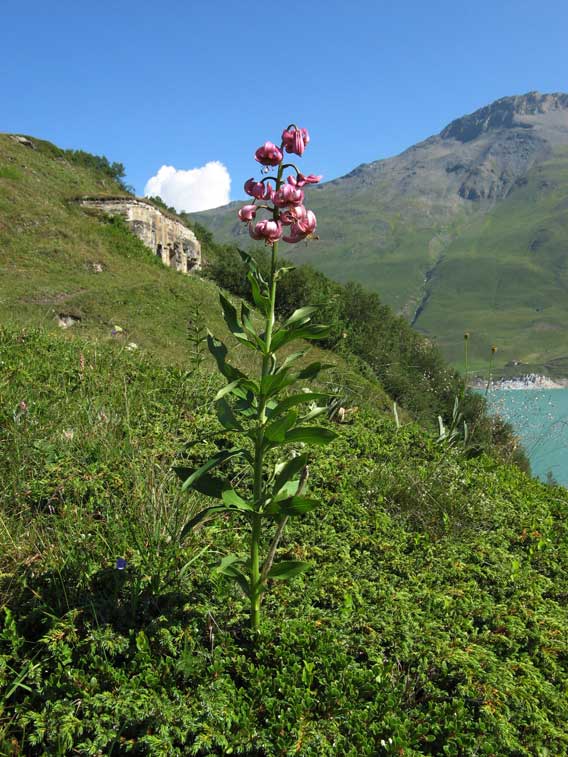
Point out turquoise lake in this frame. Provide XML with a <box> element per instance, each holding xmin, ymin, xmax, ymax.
<box><xmin>486</xmin><ymin>388</ymin><xmax>568</xmax><ymax>486</ymax></box>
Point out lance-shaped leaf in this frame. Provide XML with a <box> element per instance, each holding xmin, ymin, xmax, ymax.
<box><xmin>241</xmin><ymin>301</ymin><xmax>264</xmax><ymax>349</ymax></box>
<box><xmin>283</xmin><ymin>306</ymin><xmax>318</xmax><ymax>328</ymax></box>
<box><xmin>264</xmin><ymin>411</ymin><xmax>298</xmax><ymax>443</ymax></box>
<box><xmin>260</xmin><ymin>369</ymin><xmax>291</xmax><ymax>398</ymax></box>
<box><xmin>267</xmin><ymin>363</ymin><xmax>332</xmax><ymax>397</ymax></box>
<box><xmin>264</xmin><ymin>495</ymin><xmax>319</xmax><ymax>517</ymax></box>
<box><xmin>285</xmin><ymin>426</ymin><xmax>338</xmax><ymax>446</ymax></box>
<box><xmin>231</xmin><ymin>379</ymin><xmax>259</xmax><ymax>399</ymax></box>
<box><xmin>234</xmin><ymin>393</ymin><xmax>257</xmax><ymax>418</ymax></box>
<box><xmin>271</xmin><ymin>479</ymin><xmax>301</xmax><ymax>500</ymax></box>
<box><xmin>296</xmin><ymin>361</ymin><xmax>334</xmax><ymax>381</ymax></box>
<box><xmin>267</xmin><ymin>560</ymin><xmax>311</xmax><ymax>580</ymax></box>
<box><xmin>300</xmin><ymin>323</ymin><xmax>331</xmax><ymax>338</ymax></box>
<box><xmin>268</xmin><ymin>392</ymin><xmax>331</xmax><ymax>419</ymax></box>
<box><xmin>219</xmin><ymin>294</ymin><xmax>255</xmax><ymax>350</ymax></box>
<box><xmin>221</xmin><ymin>488</ymin><xmax>253</xmax><ymax>510</ymax></box>
<box><xmin>273</xmin><ymin>453</ymin><xmax>308</xmax><ymax>495</ymax></box>
<box><xmin>181</xmin><ymin>448</ymin><xmax>246</xmax><ymax>492</ymax></box>
<box><xmin>271</xmin><ymin>324</ymin><xmax>331</xmax><ymax>352</ymax></box>
<box><xmin>217</xmin><ymin>554</ymin><xmax>250</xmax><ymax>597</ymax></box>
<box><xmin>301</xmin><ymin>405</ymin><xmax>328</xmax><ymax>422</ymax></box>
<box><xmin>247</xmin><ymin>271</ymin><xmax>270</xmax><ymax>314</ymax></box>
<box><xmin>269</xmin><ymin>328</ymin><xmax>293</xmax><ymax>352</ymax></box>
<box><xmin>275</xmin><ymin>264</ymin><xmax>296</xmax><ymax>279</ymax></box>
<box><xmin>216</xmin><ymin>398</ymin><xmax>242</xmax><ymax>431</ymax></box>
<box><xmin>174</xmin><ymin>468</ymin><xmax>225</xmax><ymax>499</ymax></box>
<box><xmin>276</xmin><ymin>349</ymin><xmax>309</xmax><ymax>374</ymax></box>
<box><xmin>215</xmin><ymin>379</ymin><xmax>242</xmax><ymax>402</ymax></box>
<box><xmin>180</xmin><ymin>505</ymin><xmax>232</xmax><ymax>537</ymax></box>
<box><xmin>181</xmin><ymin>493</ymin><xmax>254</xmax><ymax>538</ymax></box>
<box><xmin>207</xmin><ymin>333</ymin><xmax>246</xmax><ymax>382</ymax></box>
<box><xmin>239</xmin><ymin>249</ymin><xmax>266</xmax><ymax>282</ymax></box>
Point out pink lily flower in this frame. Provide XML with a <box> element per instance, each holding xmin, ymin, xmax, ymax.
<box><xmin>273</xmin><ymin>184</ymin><xmax>305</xmax><ymax>208</ymax></box>
<box><xmin>298</xmin><ymin>209</ymin><xmax>317</xmax><ymax>234</ymax></box>
<box><xmin>249</xmin><ymin>219</ymin><xmax>283</xmax><ymax>245</ymax></box>
<box><xmin>238</xmin><ymin>204</ymin><xmax>257</xmax><ymax>222</ymax></box>
<box><xmin>280</xmin><ymin>205</ymin><xmax>308</xmax><ymax>226</ymax></box>
<box><xmin>244</xmin><ymin>178</ymin><xmax>266</xmax><ymax>200</ymax></box>
<box><xmin>281</xmin><ymin>127</ymin><xmax>310</xmax><ymax>156</ymax></box>
<box><xmin>283</xmin><ymin>225</ymin><xmax>307</xmax><ymax>244</ymax></box>
<box><xmin>288</xmin><ymin>173</ymin><xmax>322</xmax><ymax>188</ymax></box>
<box><xmin>283</xmin><ymin>209</ymin><xmax>317</xmax><ymax>243</ymax></box>
<box><xmin>255</xmin><ymin>141</ymin><xmax>283</xmax><ymax>166</ymax></box>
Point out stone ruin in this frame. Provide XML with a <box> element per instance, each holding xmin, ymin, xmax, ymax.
<box><xmin>79</xmin><ymin>197</ymin><xmax>201</xmax><ymax>273</ymax></box>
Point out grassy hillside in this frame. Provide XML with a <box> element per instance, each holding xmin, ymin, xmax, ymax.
<box><xmin>1</xmin><ymin>328</ymin><xmax>567</xmax><ymax>755</ymax></box>
<box><xmin>0</xmin><ymin>133</ymin><xmax>390</xmax><ymax>410</ymax></box>
<box><xmin>416</xmin><ymin>149</ymin><xmax>568</xmax><ymax>370</ymax></box>
<box><xmin>0</xmin><ymin>132</ymin><xmax>229</xmax><ymax>365</ymax></box>
<box><xmin>1</xmin><ymin>132</ymin><xmax>566</xmax><ymax>754</ymax></box>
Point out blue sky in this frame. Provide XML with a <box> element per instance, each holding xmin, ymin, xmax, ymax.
<box><xmin>3</xmin><ymin>0</ymin><xmax>568</xmax><ymax>210</ymax></box>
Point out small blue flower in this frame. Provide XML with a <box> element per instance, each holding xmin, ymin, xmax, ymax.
<box><xmin>115</xmin><ymin>557</ymin><xmax>127</xmax><ymax>570</ymax></box>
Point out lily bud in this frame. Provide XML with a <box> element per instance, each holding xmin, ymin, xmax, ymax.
<box><xmin>295</xmin><ymin>173</ymin><xmax>322</xmax><ymax>187</ymax></box>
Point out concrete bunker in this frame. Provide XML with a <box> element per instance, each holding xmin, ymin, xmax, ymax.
<box><xmin>78</xmin><ymin>197</ymin><xmax>201</xmax><ymax>273</ymax></box>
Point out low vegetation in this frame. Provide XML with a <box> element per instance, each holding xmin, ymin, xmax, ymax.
<box><xmin>1</xmin><ymin>328</ymin><xmax>567</xmax><ymax>755</ymax></box>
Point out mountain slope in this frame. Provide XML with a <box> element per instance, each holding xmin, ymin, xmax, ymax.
<box><xmin>0</xmin><ymin>133</ymin><xmax>240</xmax><ymax>367</ymax></box>
<box><xmin>192</xmin><ymin>92</ymin><xmax>568</xmax><ymax>373</ymax></box>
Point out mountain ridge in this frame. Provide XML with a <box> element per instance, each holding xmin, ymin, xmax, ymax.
<box><xmin>440</xmin><ymin>91</ymin><xmax>568</xmax><ymax>142</ymax></box>
<box><xmin>190</xmin><ymin>91</ymin><xmax>568</xmax><ymax>373</ymax></box>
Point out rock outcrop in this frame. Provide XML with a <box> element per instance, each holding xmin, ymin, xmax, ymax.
<box><xmin>79</xmin><ymin>197</ymin><xmax>201</xmax><ymax>273</ymax></box>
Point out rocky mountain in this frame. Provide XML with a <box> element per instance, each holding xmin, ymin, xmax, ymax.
<box><xmin>191</xmin><ymin>92</ymin><xmax>568</xmax><ymax>373</ymax></box>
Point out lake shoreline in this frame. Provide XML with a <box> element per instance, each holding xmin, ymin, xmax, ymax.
<box><xmin>470</xmin><ymin>373</ymin><xmax>568</xmax><ymax>391</ymax></box>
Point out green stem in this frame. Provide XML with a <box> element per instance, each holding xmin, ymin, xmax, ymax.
<box><xmin>249</xmin><ymin>157</ymin><xmax>286</xmax><ymax>633</ymax></box>
<box><xmin>250</xmin><ymin>514</ymin><xmax>262</xmax><ymax>631</ymax></box>
<box><xmin>250</xmin><ymin>240</ymin><xmax>279</xmax><ymax>632</ymax></box>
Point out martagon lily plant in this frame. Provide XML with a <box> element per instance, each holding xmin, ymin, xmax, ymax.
<box><xmin>177</xmin><ymin>125</ymin><xmax>337</xmax><ymax>632</ymax></box>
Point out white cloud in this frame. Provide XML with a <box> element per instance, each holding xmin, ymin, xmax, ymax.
<box><xmin>144</xmin><ymin>161</ymin><xmax>231</xmax><ymax>213</ymax></box>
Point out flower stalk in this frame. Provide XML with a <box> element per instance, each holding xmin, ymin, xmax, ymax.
<box><xmin>177</xmin><ymin>124</ymin><xmax>336</xmax><ymax>634</ymax></box>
